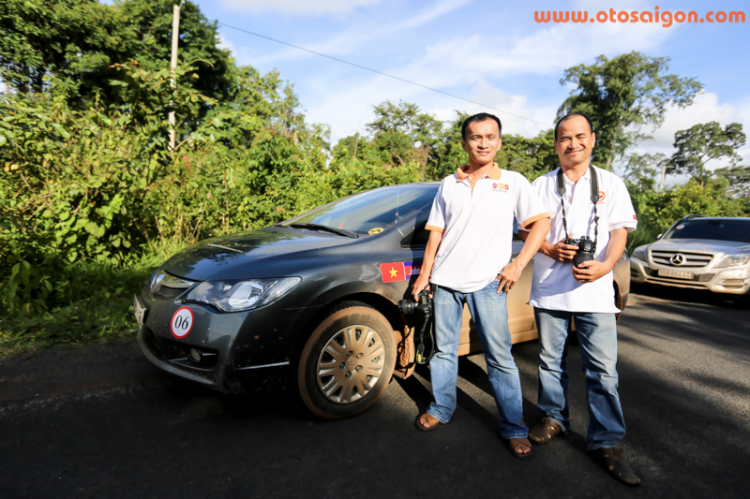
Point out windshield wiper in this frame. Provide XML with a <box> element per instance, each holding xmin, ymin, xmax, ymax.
<box><xmin>286</xmin><ymin>223</ymin><xmax>359</xmax><ymax>239</ymax></box>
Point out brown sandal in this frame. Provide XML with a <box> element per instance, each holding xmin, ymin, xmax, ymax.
<box><xmin>415</xmin><ymin>413</ymin><xmax>444</xmax><ymax>432</ymax></box>
<box><xmin>528</xmin><ymin>417</ymin><xmax>563</xmax><ymax>444</ymax></box>
<box><xmin>507</xmin><ymin>438</ymin><xmax>534</xmax><ymax>459</ymax></box>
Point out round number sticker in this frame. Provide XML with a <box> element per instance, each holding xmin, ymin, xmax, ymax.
<box><xmin>170</xmin><ymin>307</ymin><xmax>194</xmax><ymax>339</ymax></box>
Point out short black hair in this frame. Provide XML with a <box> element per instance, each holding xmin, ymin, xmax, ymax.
<box><xmin>554</xmin><ymin>113</ymin><xmax>594</xmax><ymax>141</ymax></box>
<box><xmin>461</xmin><ymin>113</ymin><xmax>502</xmax><ymax>141</ymax></box>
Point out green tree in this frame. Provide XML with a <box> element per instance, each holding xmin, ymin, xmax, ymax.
<box><xmin>0</xmin><ymin>0</ymin><xmax>232</xmax><ymax>110</ymax></box>
<box><xmin>498</xmin><ymin>129</ymin><xmax>557</xmax><ymax>182</ymax></box>
<box><xmin>715</xmin><ymin>165</ymin><xmax>750</xmax><ymax>198</ymax></box>
<box><xmin>627</xmin><ymin>178</ymin><xmax>750</xmax><ymax>251</ymax></box>
<box><xmin>624</xmin><ymin>152</ymin><xmax>666</xmax><ymax>191</ymax></box>
<box><xmin>366</xmin><ymin>100</ymin><xmax>443</xmax><ymax>179</ymax></box>
<box><xmin>116</xmin><ymin>0</ymin><xmax>232</xmax><ymax>103</ymax></box>
<box><xmin>666</xmin><ymin>121</ymin><xmax>746</xmax><ymax>188</ymax></box>
<box><xmin>0</xmin><ymin>0</ymin><xmax>129</xmax><ymax>98</ymax></box>
<box><xmin>559</xmin><ymin>52</ymin><xmax>702</xmax><ymax>170</ymax></box>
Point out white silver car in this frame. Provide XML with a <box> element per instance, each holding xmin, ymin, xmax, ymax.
<box><xmin>630</xmin><ymin>216</ymin><xmax>750</xmax><ymax>296</ymax></box>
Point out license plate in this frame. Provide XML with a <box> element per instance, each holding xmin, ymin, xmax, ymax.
<box><xmin>658</xmin><ymin>268</ymin><xmax>694</xmax><ymax>280</ymax></box>
<box><xmin>134</xmin><ymin>295</ymin><xmax>147</xmax><ymax>327</ymax></box>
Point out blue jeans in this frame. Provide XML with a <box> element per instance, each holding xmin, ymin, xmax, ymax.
<box><xmin>426</xmin><ymin>281</ymin><xmax>528</xmax><ymax>439</ymax></box>
<box><xmin>534</xmin><ymin>308</ymin><xmax>626</xmax><ymax>450</ymax></box>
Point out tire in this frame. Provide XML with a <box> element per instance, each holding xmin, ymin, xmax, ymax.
<box><xmin>297</xmin><ymin>305</ymin><xmax>396</xmax><ymax>419</ymax></box>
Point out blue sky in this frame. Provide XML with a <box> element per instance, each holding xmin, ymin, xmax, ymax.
<box><xmin>195</xmin><ymin>0</ymin><xmax>749</xmax><ymax>165</ymax></box>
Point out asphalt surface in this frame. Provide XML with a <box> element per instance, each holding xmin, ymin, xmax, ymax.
<box><xmin>1</xmin><ymin>288</ymin><xmax>749</xmax><ymax>498</ymax></box>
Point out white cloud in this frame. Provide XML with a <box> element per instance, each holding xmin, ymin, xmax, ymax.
<box><xmin>240</xmin><ymin>0</ymin><xmax>473</xmax><ymax>66</ymax></box>
<box><xmin>638</xmin><ymin>92</ymin><xmax>742</xmax><ymax>155</ymax></box>
<box><xmin>217</xmin><ymin>34</ymin><xmax>235</xmax><ymax>55</ymax></box>
<box><xmin>302</xmin><ymin>73</ymin><xmax>555</xmax><ymax>147</ymax></box>
<box><xmin>217</xmin><ymin>0</ymin><xmax>382</xmax><ymax>16</ymax></box>
<box><xmin>625</xmin><ymin>92</ymin><xmax>746</xmax><ymax>184</ymax></box>
<box><xmin>292</xmin><ymin>14</ymin><xmax>676</xmax><ymax>144</ymax></box>
<box><xmin>403</xmin><ymin>20</ymin><xmax>674</xmax><ymax>84</ymax></box>
<box><xmin>456</xmin><ymin>80</ymin><xmax>556</xmax><ymax>137</ymax></box>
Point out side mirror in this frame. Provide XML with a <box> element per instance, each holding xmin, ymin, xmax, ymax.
<box><xmin>656</xmin><ymin>233</ymin><xmax>663</xmax><ymax>240</ymax></box>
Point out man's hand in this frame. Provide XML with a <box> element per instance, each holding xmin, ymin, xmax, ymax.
<box><xmin>572</xmin><ymin>228</ymin><xmax>627</xmax><ymax>283</ymax></box>
<box><xmin>412</xmin><ymin>274</ymin><xmax>431</xmax><ymax>301</ymax></box>
<box><xmin>544</xmin><ymin>237</ymin><xmax>579</xmax><ymax>262</ymax></box>
<box><xmin>496</xmin><ymin>260</ymin><xmax>524</xmax><ymax>293</ymax></box>
<box><xmin>572</xmin><ymin>260</ymin><xmax>611</xmax><ymax>283</ymax></box>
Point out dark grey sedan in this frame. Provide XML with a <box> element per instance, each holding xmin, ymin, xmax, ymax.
<box><xmin>135</xmin><ymin>183</ymin><xmax>630</xmax><ymax>419</ymax></box>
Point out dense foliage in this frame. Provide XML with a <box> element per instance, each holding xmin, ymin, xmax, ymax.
<box><xmin>1</xmin><ymin>1</ymin><xmax>747</xmax><ymax>354</ymax></box>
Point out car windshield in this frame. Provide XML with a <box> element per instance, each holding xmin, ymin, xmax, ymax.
<box><xmin>281</xmin><ymin>184</ymin><xmax>438</xmax><ymax>235</ymax></box>
<box><xmin>665</xmin><ymin>219</ymin><xmax>750</xmax><ymax>243</ymax></box>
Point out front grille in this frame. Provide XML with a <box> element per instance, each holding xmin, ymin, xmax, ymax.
<box><xmin>651</xmin><ymin>250</ymin><xmax>713</xmax><ymax>268</ymax></box>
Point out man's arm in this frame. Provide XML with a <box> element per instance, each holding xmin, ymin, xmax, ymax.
<box><xmin>411</xmin><ymin>230</ymin><xmax>443</xmax><ymax>300</ymax></box>
<box><xmin>572</xmin><ymin>227</ymin><xmax>627</xmax><ymax>283</ymax></box>
<box><xmin>497</xmin><ymin>218</ymin><xmax>550</xmax><ymax>293</ymax></box>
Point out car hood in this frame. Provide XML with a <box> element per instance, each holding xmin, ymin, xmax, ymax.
<box><xmin>648</xmin><ymin>238</ymin><xmax>750</xmax><ymax>254</ymax></box>
<box><xmin>164</xmin><ymin>226</ymin><xmax>358</xmax><ymax>281</ymax></box>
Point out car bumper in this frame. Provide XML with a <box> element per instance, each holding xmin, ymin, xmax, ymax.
<box><xmin>630</xmin><ymin>257</ymin><xmax>750</xmax><ymax>295</ymax></box>
<box><xmin>136</xmin><ymin>292</ymin><xmax>319</xmax><ymax>393</ymax></box>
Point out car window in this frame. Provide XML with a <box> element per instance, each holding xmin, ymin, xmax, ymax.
<box><xmin>665</xmin><ymin>219</ymin><xmax>750</xmax><ymax>243</ymax></box>
<box><xmin>401</xmin><ymin>220</ymin><xmax>430</xmax><ymax>248</ymax></box>
<box><xmin>282</xmin><ymin>184</ymin><xmax>439</xmax><ymax>235</ymax></box>
<box><xmin>405</xmin><ymin>217</ymin><xmax>523</xmax><ymax>247</ymax></box>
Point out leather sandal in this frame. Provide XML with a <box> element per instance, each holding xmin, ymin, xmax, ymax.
<box><xmin>589</xmin><ymin>447</ymin><xmax>641</xmax><ymax>486</ymax></box>
<box><xmin>415</xmin><ymin>413</ymin><xmax>444</xmax><ymax>432</ymax></box>
<box><xmin>528</xmin><ymin>417</ymin><xmax>563</xmax><ymax>444</ymax></box>
<box><xmin>506</xmin><ymin>438</ymin><xmax>534</xmax><ymax>460</ymax></box>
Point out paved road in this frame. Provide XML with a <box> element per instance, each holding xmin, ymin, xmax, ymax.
<box><xmin>1</xmin><ymin>289</ymin><xmax>749</xmax><ymax>498</ymax></box>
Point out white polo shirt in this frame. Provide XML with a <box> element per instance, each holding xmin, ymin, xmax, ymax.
<box><xmin>528</xmin><ymin>166</ymin><xmax>637</xmax><ymax>313</ymax></box>
<box><xmin>426</xmin><ymin>164</ymin><xmax>549</xmax><ymax>293</ymax></box>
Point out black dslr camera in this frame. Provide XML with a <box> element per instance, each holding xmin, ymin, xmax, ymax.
<box><xmin>398</xmin><ymin>290</ymin><xmax>432</xmax><ymax>315</ymax></box>
<box><xmin>398</xmin><ymin>290</ymin><xmax>434</xmax><ymax>364</ymax></box>
<box><xmin>566</xmin><ymin>236</ymin><xmax>596</xmax><ymax>267</ymax></box>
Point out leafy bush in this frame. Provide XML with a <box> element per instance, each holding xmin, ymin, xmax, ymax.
<box><xmin>627</xmin><ymin>178</ymin><xmax>750</xmax><ymax>252</ymax></box>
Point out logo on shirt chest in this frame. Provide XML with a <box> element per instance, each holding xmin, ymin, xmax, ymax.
<box><xmin>492</xmin><ymin>182</ymin><xmax>510</xmax><ymax>193</ymax></box>
<box><xmin>588</xmin><ymin>191</ymin><xmax>606</xmax><ymax>204</ymax></box>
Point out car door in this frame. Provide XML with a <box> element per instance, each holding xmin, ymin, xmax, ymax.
<box><xmin>405</xmin><ymin>217</ymin><xmax>538</xmax><ymax>358</ymax></box>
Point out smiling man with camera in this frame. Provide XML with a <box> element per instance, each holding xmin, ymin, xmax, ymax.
<box><xmin>521</xmin><ymin>113</ymin><xmax>641</xmax><ymax>485</ymax></box>
<box><xmin>411</xmin><ymin>112</ymin><xmax>549</xmax><ymax>460</ymax></box>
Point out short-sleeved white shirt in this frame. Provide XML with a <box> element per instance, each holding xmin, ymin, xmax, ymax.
<box><xmin>528</xmin><ymin>166</ymin><xmax>637</xmax><ymax>313</ymax></box>
<box><xmin>426</xmin><ymin>164</ymin><xmax>549</xmax><ymax>293</ymax></box>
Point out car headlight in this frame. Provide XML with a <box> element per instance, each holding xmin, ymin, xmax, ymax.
<box><xmin>184</xmin><ymin>277</ymin><xmax>302</xmax><ymax>312</ymax></box>
<box><xmin>632</xmin><ymin>246</ymin><xmax>648</xmax><ymax>261</ymax></box>
<box><xmin>715</xmin><ymin>253</ymin><xmax>750</xmax><ymax>269</ymax></box>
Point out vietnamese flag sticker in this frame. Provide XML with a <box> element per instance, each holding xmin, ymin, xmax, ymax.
<box><xmin>380</xmin><ymin>262</ymin><xmax>406</xmax><ymax>283</ymax></box>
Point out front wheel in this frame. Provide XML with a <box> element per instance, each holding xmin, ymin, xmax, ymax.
<box><xmin>297</xmin><ymin>305</ymin><xmax>395</xmax><ymax>419</ymax></box>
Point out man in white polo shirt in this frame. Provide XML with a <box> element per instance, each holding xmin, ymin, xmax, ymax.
<box><xmin>411</xmin><ymin>113</ymin><xmax>550</xmax><ymax>460</ymax></box>
<box><xmin>521</xmin><ymin>113</ymin><xmax>640</xmax><ymax>485</ymax></box>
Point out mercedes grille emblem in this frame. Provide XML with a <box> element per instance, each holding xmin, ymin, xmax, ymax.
<box><xmin>670</xmin><ymin>254</ymin><xmax>686</xmax><ymax>266</ymax></box>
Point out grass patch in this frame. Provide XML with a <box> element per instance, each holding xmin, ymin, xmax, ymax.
<box><xmin>0</xmin><ymin>257</ymin><xmax>161</xmax><ymax>357</ymax></box>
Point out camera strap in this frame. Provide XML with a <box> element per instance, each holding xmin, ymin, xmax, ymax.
<box><xmin>415</xmin><ymin>291</ymin><xmax>435</xmax><ymax>365</ymax></box>
<box><xmin>415</xmin><ymin>318</ymin><xmax>435</xmax><ymax>365</ymax></box>
<box><xmin>556</xmin><ymin>166</ymin><xmax>600</xmax><ymax>247</ymax></box>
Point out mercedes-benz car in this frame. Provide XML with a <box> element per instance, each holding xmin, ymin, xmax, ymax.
<box><xmin>630</xmin><ymin>215</ymin><xmax>750</xmax><ymax>296</ymax></box>
<box><xmin>135</xmin><ymin>182</ymin><xmax>631</xmax><ymax>419</ymax></box>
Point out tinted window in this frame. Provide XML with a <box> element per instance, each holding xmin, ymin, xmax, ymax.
<box><xmin>401</xmin><ymin>221</ymin><xmax>431</xmax><ymax>248</ymax></box>
<box><xmin>665</xmin><ymin>219</ymin><xmax>750</xmax><ymax>243</ymax></box>
<box><xmin>283</xmin><ymin>184</ymin><xmax>438</xmax><ymax>235</ymax></box>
